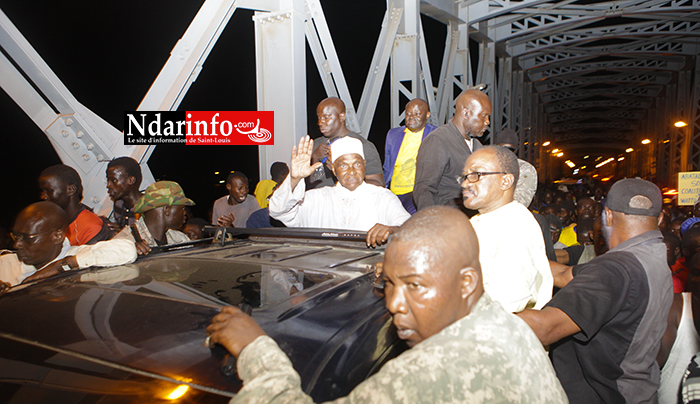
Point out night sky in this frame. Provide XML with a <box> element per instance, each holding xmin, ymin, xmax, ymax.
<box><xmin>0</xmin><ymin>1</ymin><xmax>447</xmax><ymax>230</ymax></box>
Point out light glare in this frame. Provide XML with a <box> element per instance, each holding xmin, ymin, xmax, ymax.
<box><xmin>167</xmin><ymin>385</ymin><xmax>189</xmax><ymax>400</ymax></box>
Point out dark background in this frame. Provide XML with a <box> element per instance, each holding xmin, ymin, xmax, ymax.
<box><xmin>0</xmin><ymin>1</ymin><xmax>448</xmax><ymax>229</ymax></box>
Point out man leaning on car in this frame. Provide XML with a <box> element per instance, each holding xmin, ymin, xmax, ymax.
<box><xmin>207</xmin><ymin>206</ymin><xmax>568</xmax><ymax>403</ymax></box>
<box><xmin>0</xmin><ymin>201</ymin><xmax>137</xmax><ymax>291</ymax></box>
<box><xmin>113</xmin><ymin>180</ymin><xmax>195</xmax><ymax>255</ymax></box>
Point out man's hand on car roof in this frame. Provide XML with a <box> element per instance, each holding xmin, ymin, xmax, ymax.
<box><xmin>366</xmin><ymin>224</ymin><xmax>396</xmax><ymax>248</ymax></box>
<box><xmin>135</xmin><ymin>241</ymin><xmax>152</xmax><ymax>256</ymax></box>
<box><xmin>207</xmin><ymin>306</ymin><xmax>266</xmax><ymax>358</ymax></box>
<box><xmin>22</xmin><ymin>255</ymin><xmax>78</xmax><ymax>284</ymax></box>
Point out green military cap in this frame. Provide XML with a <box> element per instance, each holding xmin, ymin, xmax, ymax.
<box><xmin>134</xmin><ymin>181</ymin><xmax>195</xmax><ymax>213</ymax></box>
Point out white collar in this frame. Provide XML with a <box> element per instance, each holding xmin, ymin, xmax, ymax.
<box><xmin>334</xmin><ymin>181</ymin><xmax>368</xmax><ymax>197</ymax></box>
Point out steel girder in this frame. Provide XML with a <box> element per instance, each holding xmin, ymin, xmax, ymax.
<box><xmin>254</xmin><ymin>2</ymin><xmax>307</xmax><ymax>176</ymax></box>
<box><xmin>460</xmin><ymin>0</ymin><xmax>700</xmax><ymax>180</ymax></box>
<box><xmin>3</xmin><ymin>0</ymin><xmax>700</xmax><ymax>191</ymax></box>
<box><xmin>691</xmin><ymin>57</ymin><xmax>700</xmax><ymax>171</ymax></box>
<box><xmin>0</xmin><ymin>8</ymin><xmax>157</xmax><ymax>216</ymax></box>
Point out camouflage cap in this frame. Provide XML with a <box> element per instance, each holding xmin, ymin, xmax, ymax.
<box><xmin>134</xmin><ymin>181</ymin><xmax>195</xmax><ymax>213</ymax></box>
<box><xmin>514</xmin><ymin>159</ymin><xmax>537</xmax><ymax>207</ymax></box>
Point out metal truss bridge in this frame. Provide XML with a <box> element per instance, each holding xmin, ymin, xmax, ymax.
<box><xmin>1</xmin><ymin>0</ymin><xmax>698</xmax><ymax>214</ymax></box>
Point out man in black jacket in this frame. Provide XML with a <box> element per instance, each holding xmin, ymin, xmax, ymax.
<box><xmin>413</xmin><ymin>89</ymin><xmax>491</xmax><ymax>210</ymax></box>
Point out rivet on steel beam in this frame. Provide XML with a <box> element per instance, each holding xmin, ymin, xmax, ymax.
<box><xmin>92</xmin><ymin>197</ymin><xmax>100</xmax><ymax>204</ymax></box>
<box><xmin>82</xmin><ymin>154</ymin><xmax>90</xmax><ymax>161</ymax></box>
<box><xmin>65</xmin><ymin>118</ymin><xmax>73</xmax><ymax>126</ymax></box>
<box><xmin>76</xmin><ymin>131</ymin><xmax>84</xmax><ymax>138</ymax></box>
<box><xmin>86</xmin><ymin>143</ymin><xmax>94</xmax><ymax>150</ymax></box>
<box><xmin>97</xmin><ymin>154</ymin><xmax>105</xmax><ymax>161</ymax></box>
<box><xmin>61</xmin><ymin>130</ymin><xmax>69</xmax><ymax>137</ymax></box>
<box><xmin>72</xmin><ymin>142</ymin><xmax>80</xmax><ymax>149</ymax></box>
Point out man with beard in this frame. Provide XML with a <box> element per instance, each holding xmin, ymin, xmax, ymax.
<box><xmin>383</xmin><ymin>98</ymin><xmax>437</xmax><ymax>214</ymax></box>
<box><xmin>114</xmin><ymin>181</ymin><xmax>194</xmax><ymax>255</ymax></box>
<box><xmin>518</xmin><ymin>178</ymin><xmax>673</xmax><ymax>404</ymax></box>
<box><xmin>0</xmin><ymin>201</ymin><xmax>136</xmax><ymax>290</ymax></box>
<box><xmin>413</xmin><ymin>89</ymin><xmax>490</xmax><ymax>210</ymax></box>
<box><xmin>206</xmin><ymin>206</ymin><xmax>568</xmax><ymax>403</ymax></box>
<box><xmin>559</xmin><ymin>198</ymin><xmax>597</xmax><ymax>247</ymax></box>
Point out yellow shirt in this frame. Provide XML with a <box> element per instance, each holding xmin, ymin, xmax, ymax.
<box><xmin>559</xmin><ymin>223</ymin><xmax>579</xmax><ymax>247</ymax></box>
<box><xmin>254</xmin><ymin>179</ymin><xmax>277</xmax><ymax>209</ymax></box>
<box><xmin>390</xmin><ymin>128</ymin><xmax>424</xmax><ymax>195</ymax></box>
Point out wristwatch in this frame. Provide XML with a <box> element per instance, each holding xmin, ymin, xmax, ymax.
<box><xmin>61</xmin><ymin>258</ymin><xmax>73</xmax><ymax>272</ymax></box>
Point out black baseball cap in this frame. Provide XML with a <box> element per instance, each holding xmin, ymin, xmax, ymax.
<box><xmin>606</xmin><ymin>178</ymin><xmax>662</xmax><ymax>217</ymax></box>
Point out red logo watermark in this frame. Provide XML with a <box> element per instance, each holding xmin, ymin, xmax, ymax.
<box><xmin>186</xmin><ymin>111</ymin><xmax>274</xmax><ymax>145</ymax></box>
<box><xmin>123</xmin><ymin>111</ymin><xmax>274</xmax><ymax>145</ymax></box>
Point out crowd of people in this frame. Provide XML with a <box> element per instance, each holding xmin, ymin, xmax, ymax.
<box><xmin>1</xmin><ymin>89</ymin><xmax>698</xmax><ymax>403</ymax></box>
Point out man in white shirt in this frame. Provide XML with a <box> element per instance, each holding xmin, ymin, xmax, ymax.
<box><xmin>0</xmin><ymin>201</ymin><xmax>137</xmax><ymax>290</ymax></box>
<box><xmin>460</xmin><ymin>145</ymin><xmax>553</xmax><ymax>312</ymax></box>
<box><xmin>269</xmin><ymin>136</ymin><xmax>410</xmax><ymax>247</ymax></box>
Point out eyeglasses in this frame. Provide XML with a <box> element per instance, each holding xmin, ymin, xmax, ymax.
<box><xmin>457</xmin><ymin>172</ymin><xmax>507</xmax><ymax>184</ymax></box>
<box><xmin>10</xmin><ymin>230</ymin><xmax>56</xmax><ymax>243</ymax></box>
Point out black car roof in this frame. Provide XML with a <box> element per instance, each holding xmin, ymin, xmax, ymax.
<box><xmin>0</xmin><ymin>229</ymin><xmax>387</xmax><ymax>397</ymax></box>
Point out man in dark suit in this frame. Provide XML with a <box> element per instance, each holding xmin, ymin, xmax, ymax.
<box><xmin>413</xmin><ymin>90</ymin><xmax>491</xmax><ymax>210</ymax></box>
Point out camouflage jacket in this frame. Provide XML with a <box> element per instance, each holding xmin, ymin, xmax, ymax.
<box><xmin>231</xmin><ymin>293</ymin><xmax>568</xmax><ymax>404</ymax></box>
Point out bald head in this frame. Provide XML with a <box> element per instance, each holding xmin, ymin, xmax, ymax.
<box><xmin>456</xmin><ymin>89</ymin><xmax>489</xmax><ymax>107</ymax></box>
<box><xmin>317</xmin><ymin>97</ymin><xmax>348</xmax><ymax>139</ymax></box>
<box><xmin>392</xmin><ymin>206</ymin><xmax>480</xmax><ymax>275</ymax></box>
<box><xmin>16</xmin><ymin>201</ymin><xmax>69</xmax><ymax>232</ymax></box>
<box><xmin>383</xmin><ymin>206</ymin><xmax>483</xmax><ymax>347</ymax></box>
<box><xmin>453</xmin><ymin>90</ymin><xmax>492</xmax><ymax>140</ymax></box>
<box><xmin>318</xmin><ymin>97</ymin><xmax>346</xmax><ymax>114</ymax></box>
<box><xmin>12</xmin><ymin>201</ymin><xmax>68</xmax><ymax>268</ymax></box>
<box><xmin>406</xmin><ymin>98</ymin><xmax>428</xmax><ymax>111</ymax></box>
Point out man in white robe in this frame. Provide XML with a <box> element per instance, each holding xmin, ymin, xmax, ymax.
<box><xmin>270</xmin><ymin>136</ymin><xmax>410</xmax><ymax>247</ymax></box>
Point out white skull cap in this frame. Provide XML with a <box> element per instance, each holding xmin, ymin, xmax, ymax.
<box><xmin>330</xmin><ymin>136</ymin><xmax>364</xmax><ymax>163</ymax></box>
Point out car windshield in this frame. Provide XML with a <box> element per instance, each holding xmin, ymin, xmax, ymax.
<box><xmin>76</xmin><ymin>259</ymin><xmax>338</xmax><ymax>309</ymax></box>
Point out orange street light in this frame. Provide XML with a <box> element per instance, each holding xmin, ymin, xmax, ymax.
<box><xmin>626</xmin><ymin>148</ymin><xmax>634</xmax><ymax>153</ymax></box>
<box><xmin>675</xmin><ymin>121</ymin><xmax>688</xmax><ymax>128</ymax></box>
<box><xmin>542</xmin><ymin>141</ymin><xmax>551</xmax><ymax>146</ymax></box>
<box><xmin>641</xmin><ymin>139</ymin><xmax>651</xmax><ymax>145</ymax></box>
